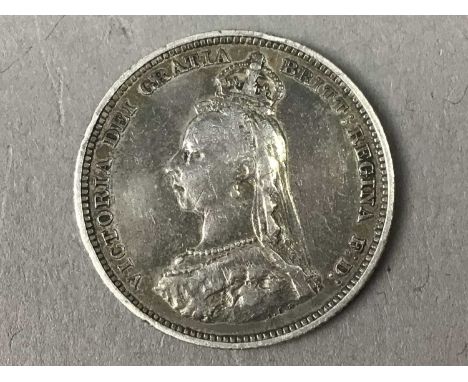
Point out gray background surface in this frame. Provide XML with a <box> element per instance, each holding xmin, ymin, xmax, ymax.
<box><xmin>0</xmin><ymin>16</ymin><xmax>467</xmax><ymax>365</ymax></box>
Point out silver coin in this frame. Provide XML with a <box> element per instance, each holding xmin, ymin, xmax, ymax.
<box><xmin>74</xmin><ymin>30</ymin><xmax>394</xmax><ymax>348</ymax></box>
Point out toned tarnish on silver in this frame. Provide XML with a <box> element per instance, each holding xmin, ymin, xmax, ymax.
<box><xmin>74</xmin><ymin>31</ymin><xmax>394</xmax><ymax>348</ymax></box>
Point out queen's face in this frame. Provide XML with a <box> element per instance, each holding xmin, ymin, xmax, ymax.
<box><xmin>165</xmin><ymin>111</ymin><xmax>250</xmax><ymax>215</ymax></box>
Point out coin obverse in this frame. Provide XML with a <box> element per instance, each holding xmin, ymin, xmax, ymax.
<box><xmin>74</xmin><ymin>31</ymin><xmax>394</xmax><ymax>348</ymax></box>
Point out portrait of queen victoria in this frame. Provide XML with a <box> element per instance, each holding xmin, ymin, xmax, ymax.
<box><xmin>154</xmin><ymin>52</ymin><xmax>322</xmax><ymax>323</ymax></box>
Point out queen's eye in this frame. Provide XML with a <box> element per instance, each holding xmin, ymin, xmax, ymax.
<box><xmin>182</xmin><ymin>148</ymin><xmax>201</xmax><ymax>164</ymax></box>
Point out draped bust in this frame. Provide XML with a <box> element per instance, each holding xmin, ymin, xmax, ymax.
<box><xmin>154</xmin><ymin>52</ymin><xmax>322</xmax><ymax>323</ymax></box>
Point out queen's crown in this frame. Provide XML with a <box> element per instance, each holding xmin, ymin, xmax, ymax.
<box><xmin>214</xmin><ymin>52</ymin><xmax>285</xmax><ymax>112</ymax></box>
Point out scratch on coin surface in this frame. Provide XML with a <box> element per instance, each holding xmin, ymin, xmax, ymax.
<box><xmin>315</xmin><ymin>212</ymin><xmax>333</xmax><ymax>234</ymax></box>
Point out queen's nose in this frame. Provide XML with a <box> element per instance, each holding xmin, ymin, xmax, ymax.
<box><xmin>164</xmin><ymin>163</ymin><xmax>175</xmax><ymax>177</ymax></box>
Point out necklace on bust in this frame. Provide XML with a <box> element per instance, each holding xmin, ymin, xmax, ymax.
<box><xmin>166</xmin><ymin>237</ymin><xmax>258</xmax><ymax>275</ymax></box>
<box><xmin>186</xmin><ymin>237</ymin><xmax>257</xmax><ymax>257</ymax></box>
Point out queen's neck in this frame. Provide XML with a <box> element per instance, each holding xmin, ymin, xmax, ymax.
<box><xmin>196</xmin><ymin>204</ymin><xmax>255</xmax><ymax>250</ymax></box>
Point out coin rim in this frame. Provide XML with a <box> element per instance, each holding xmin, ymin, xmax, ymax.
<box><xmin>74</xmin><ymin>30</ymin><xmax>395</xmax><ymax>349</ymax></box>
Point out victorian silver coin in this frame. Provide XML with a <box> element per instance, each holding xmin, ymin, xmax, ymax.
<box><xmin>74</xmin><ymin>31</ymin><xmax>394</xmax><ymax>348</ymax></box>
